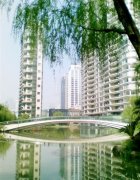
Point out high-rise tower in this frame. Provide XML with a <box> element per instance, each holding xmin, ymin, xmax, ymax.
<box><xmin>66</xmin><ymin>64</ymin><xmax>81</xmax><ymax>109</ymax></box>
<box><xmin>18</xmin><ymin>32</ymin><xmax>43</xmax><ymax>117</ymax></box>
<box><xmin>61</xmin><ymin>76</ymin><xmax>66</xmax><ymax>109</ymax></box>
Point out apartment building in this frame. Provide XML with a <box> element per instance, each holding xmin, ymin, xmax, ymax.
<box><xmin>62</xmin><ymin>64</ymin><xmax>81</xmax><ymax>110</ymax></box>
<box><xmin>82</xmin><ymin>1</ymin><xmax>139</xmax><ymax>116</ymax></box>
<box><xmin>18</xmin><ymin>32</ymin><xmax>43</xmax><ymax>117</ymax></box>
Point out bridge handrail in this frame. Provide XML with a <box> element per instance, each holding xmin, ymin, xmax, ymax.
<box><xmin>0</xmin><ymin>115</ymin><xmax>125</xmax><ymax>126</ymax></box>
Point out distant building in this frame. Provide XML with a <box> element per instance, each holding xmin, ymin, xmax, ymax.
<box><xmin>65</xmin><ymin>65</ymin><xmax>81</xmax><ymax>109</ymax></box>
<box><xmin>18</xmin><ymin>31</ymin><xmax>43</xmax><ymax>117</ymax></box>
<box><xmin>61</xmin><ymin>76</ymin><xmax>66</xmax><ymax>109</ymax></box>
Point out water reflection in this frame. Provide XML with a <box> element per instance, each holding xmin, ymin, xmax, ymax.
<box><xmin>82</xmin><ymin>143</ymin><xmax>123</xmax><ymax>180</ymax></box>
<box><xmin>0</xmin><ymin>140</ymin><xmax>11</xmax><ymax>156</ymax></box>
<box><xmin>16</xmin><ymin>142</ymin><xmax>40</xmax><ymax>180</ymax></box>
<box><xmin>0</xmin><ymin>140</ymin><xmax>140</xmax><ymax>180</ymax></box>
<box><xmin>16</xmin><ymin>141</ymin><xmax>82</xmax><ymax>180</ymax></box>
<box><xmin>12</xmin><ymin>124</ymin><xmax>118</xmax><ymax>140</ymax></box>
<box><xmin>59</xmin><ymin>144</ymin><xmax>82</xmax><ymax>180</ymax></box>
<box><xmin>0</xmin><ymin>125</ymin><xmax>140</xmax><ymax>180</ymax></box>
<box><xmin>80</xmin><ymin>124</ymin><xmax>117</xmax><ymax>138</ymax></box>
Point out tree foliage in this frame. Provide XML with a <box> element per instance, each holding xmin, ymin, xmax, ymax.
<box><xmin>18</xmin><ymin>113</ymin><xmax>30</xmax><ymax>120</ymax></box>
<box><xmin>1</xmin><ymin>0</ymin><xmax>140</xmax><ymax>62</ymax></box>
<box><xmin>122</xmin><ymin>97</ymin><xmax>139</xmax><ymax>122</ymax></box>
<box><xmin>52</xmin><ymin>111</ymin><xmax>64</xmax><ymax>117</ymax></box>
<box><xmin>121</xmin><ymin>96</ymin><xmax>140</xmax><ymax>138</ymax></box>
<box><xmin>0</xmin><ymin>104</ymin><xmax>16</xmax><ymax>122</ymax></box>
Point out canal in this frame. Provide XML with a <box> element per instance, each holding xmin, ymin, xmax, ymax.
<box><xmin>0</xmin><ymin>124</ymin><xmax>140</xmax><ymax>180</ymax></box>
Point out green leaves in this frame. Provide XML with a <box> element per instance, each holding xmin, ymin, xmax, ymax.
<box><xmin>121</xmin><ymin>96</ymin><xmax>140</xmax><ymax>138</ymax></box>
<box><xmin>0</xmin><ymin>104</ymin><xmax>16</xmax><ymax>122</ymax></box>
<box><xmin>1</xmin><ymin>0</ymin><xmax>139</xmax><ymax>62</ymax></box>
<box><xmin>18</xmin><ymin>113</ymin><xmax>30</xmax><ymax>120</ymax></box>
<box><xmin>4</xmin><ymin>0</ymin><xmax>125</xmax><ymax>62</ymax></box>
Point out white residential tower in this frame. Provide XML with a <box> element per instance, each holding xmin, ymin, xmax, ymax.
<box><xmin>18</xmin><ymin>32</ymin><xmax>43</xmax><ymax>117</ymax></box>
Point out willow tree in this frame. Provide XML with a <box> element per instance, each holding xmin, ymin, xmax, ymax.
<box><xmin>1</xmin><ymin>0</ymin><xmax>140</xmax><ymax>62</ymax></box>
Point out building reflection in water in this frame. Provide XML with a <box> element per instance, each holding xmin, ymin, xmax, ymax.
<box><xmin>82</xmin><ymin>143</ymin><xmax>126</xmax><ymax>180</ymax></box>
<box><xmin>60</xmin><ymin>144</ymin><xmax>82</xmax><ymax>180</ymax></box>
<box><xmin>80</xmin><ymin>123</ymin><xmax>117</xmax><ymax>138</ymax></box>
<box><xmin>14</xmin><ymin>124</ymin><xmax>140</xmax><ymax>180</ymax></box>
<box><xmin>16</xmin><ymin>141</ymin><xmax>40</xmax><ymax>180</ymax></box>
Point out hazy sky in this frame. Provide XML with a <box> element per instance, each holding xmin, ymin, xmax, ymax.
<box><xmin>0</xmin><ymin>8</ymin><xmax>74</xmax><ymax>111</ymax></box>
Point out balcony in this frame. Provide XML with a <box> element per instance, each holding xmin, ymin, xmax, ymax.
<box><xmin>23</xmin><ymin>68</ymin><xmax>33</xmax><ymax>73</ymax></box>
<box><xmin>87</xmin><ymin>75</ymin><xmax>95</xmax><ymax>81</ymax></box>
<box><xmin>110</xmin><ymin>83</ymin><xmax>120</xmax><ymax>89</ymax></box>
<box><xmin>23</xmin><ymin>76</ymin><xmax>33</xmax><ymax>81</ymax></box>
<box><xmin>109</xmin><ymin>72</ymin><xmax>120</xmax><ymax>78</ymax></box>
<box><xmin>22</xmin><ymin>98</ymin><xmax>32</xmax><ymax>103</ymax></box>
<box><xmin>23</xmin><ymin>54</ymin><xmax>32</xmax><ymax>59</ymax></box>
<box><xmin>23</xmin><ymin>91</ymin><xmax>32</xmax><ymax>95</ymax></box>
<box><xmin>87</xmin><ymin>70</ymin><xmax>94</xmax><ymax>76</ymax></box>
<box><xmin>109</xmin><ymin>95</ymin><xmax>122</xmax><ymax>100</ymax></box>
<box><xmin>21</xmin><ymin>107</ymin><xmax>31</xmax><ymax>111</ymax></box>
<box><xmin>110</xmin><ymin>61</ymin><xmax>119</xmax><ymax>67</ymax></box>
<box><xmin>110</xmin><ymin>101</ymin><xmax>124</xmax><ymax>106</ymax></box>
<box><xmin>109</xmin><ymin>77</ymin><xmax>120</xmax><ymax>83</ymax></box>
<box><xmin>23</xmin><ymin>60</ymin><xmax>33</xmax><ymax>66</ymax></box>
<box><xmin>87</xmin><ymin>78</ymin><xmax>94</xmax><ymax>84</ymax></box>
<box><xmin>87</xmin><ymin>83</ymin><xmax>94</xmax><ymax>90</ymax></box>
<box><xmin>87</xmin><ymin>92</ymin><xmax>95</xmax><ymax>97</ymax></box>
<box><xmin>23</xmin><ymin>83</ymin><xmax>32</xmax><ymax>88</ymax></box>
<box><xmin>109</xmin><ymin>66</ymin><xmax>119</xmax><ymax>73</ymax></box>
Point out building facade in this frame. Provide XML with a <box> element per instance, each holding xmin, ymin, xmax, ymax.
<box><xmin>18</xmin><ymin>32</ymin><xmax>43</xmax><ymax>117</ymax></box>
<box><xmin>82</xmin><ymin>1</ymin><xmax>139</xmax><ymax>116</ymax></box>
<box><xmin>63</xmin><ymin>64</ymin><xmax>81</xmax><ymax>110</ymax></box>
<box><xmin>61</xmin><ymin>76</ymin><xmax>66</xmax><ymax>109</ymax></box>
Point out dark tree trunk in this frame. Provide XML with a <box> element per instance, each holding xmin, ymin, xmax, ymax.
<box><xmin>113</xmin><ymin>0</ymin><xmax>140</xmax><ymax>60</ymax></box>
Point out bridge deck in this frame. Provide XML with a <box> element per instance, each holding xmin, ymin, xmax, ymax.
<box><xmin>2</xmin><ymin>118</ymin><xmax>127</xmax><ymax>132</ymax></box>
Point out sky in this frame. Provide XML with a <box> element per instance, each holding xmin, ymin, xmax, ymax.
<box><xmin>0</xmin><ymin>7</ymin><xmax>74</xmax><ymax>112</ymax></box>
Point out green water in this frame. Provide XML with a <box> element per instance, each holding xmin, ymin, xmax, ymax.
<box><xmin>0</xmin><ymin>124</ymin><xmax>140</xmax><ymax>180</ymax></box>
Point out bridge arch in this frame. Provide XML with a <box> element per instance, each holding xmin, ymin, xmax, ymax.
<box><xmin>2</xmin><ymin>118</ymin><xmax>127</xmax><ymax>132</ymax></box>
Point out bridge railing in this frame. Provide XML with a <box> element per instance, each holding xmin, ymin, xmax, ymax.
<box><xmin>0</xmin><ymin>115</ymin><xmax>124</xmax><ymax>126</ymax></box>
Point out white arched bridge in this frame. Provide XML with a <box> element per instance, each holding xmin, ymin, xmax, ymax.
<box><xmin>1</xmin><ymin>116</ymin><xmax>127</xmax><ymax>132</ymax></box>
